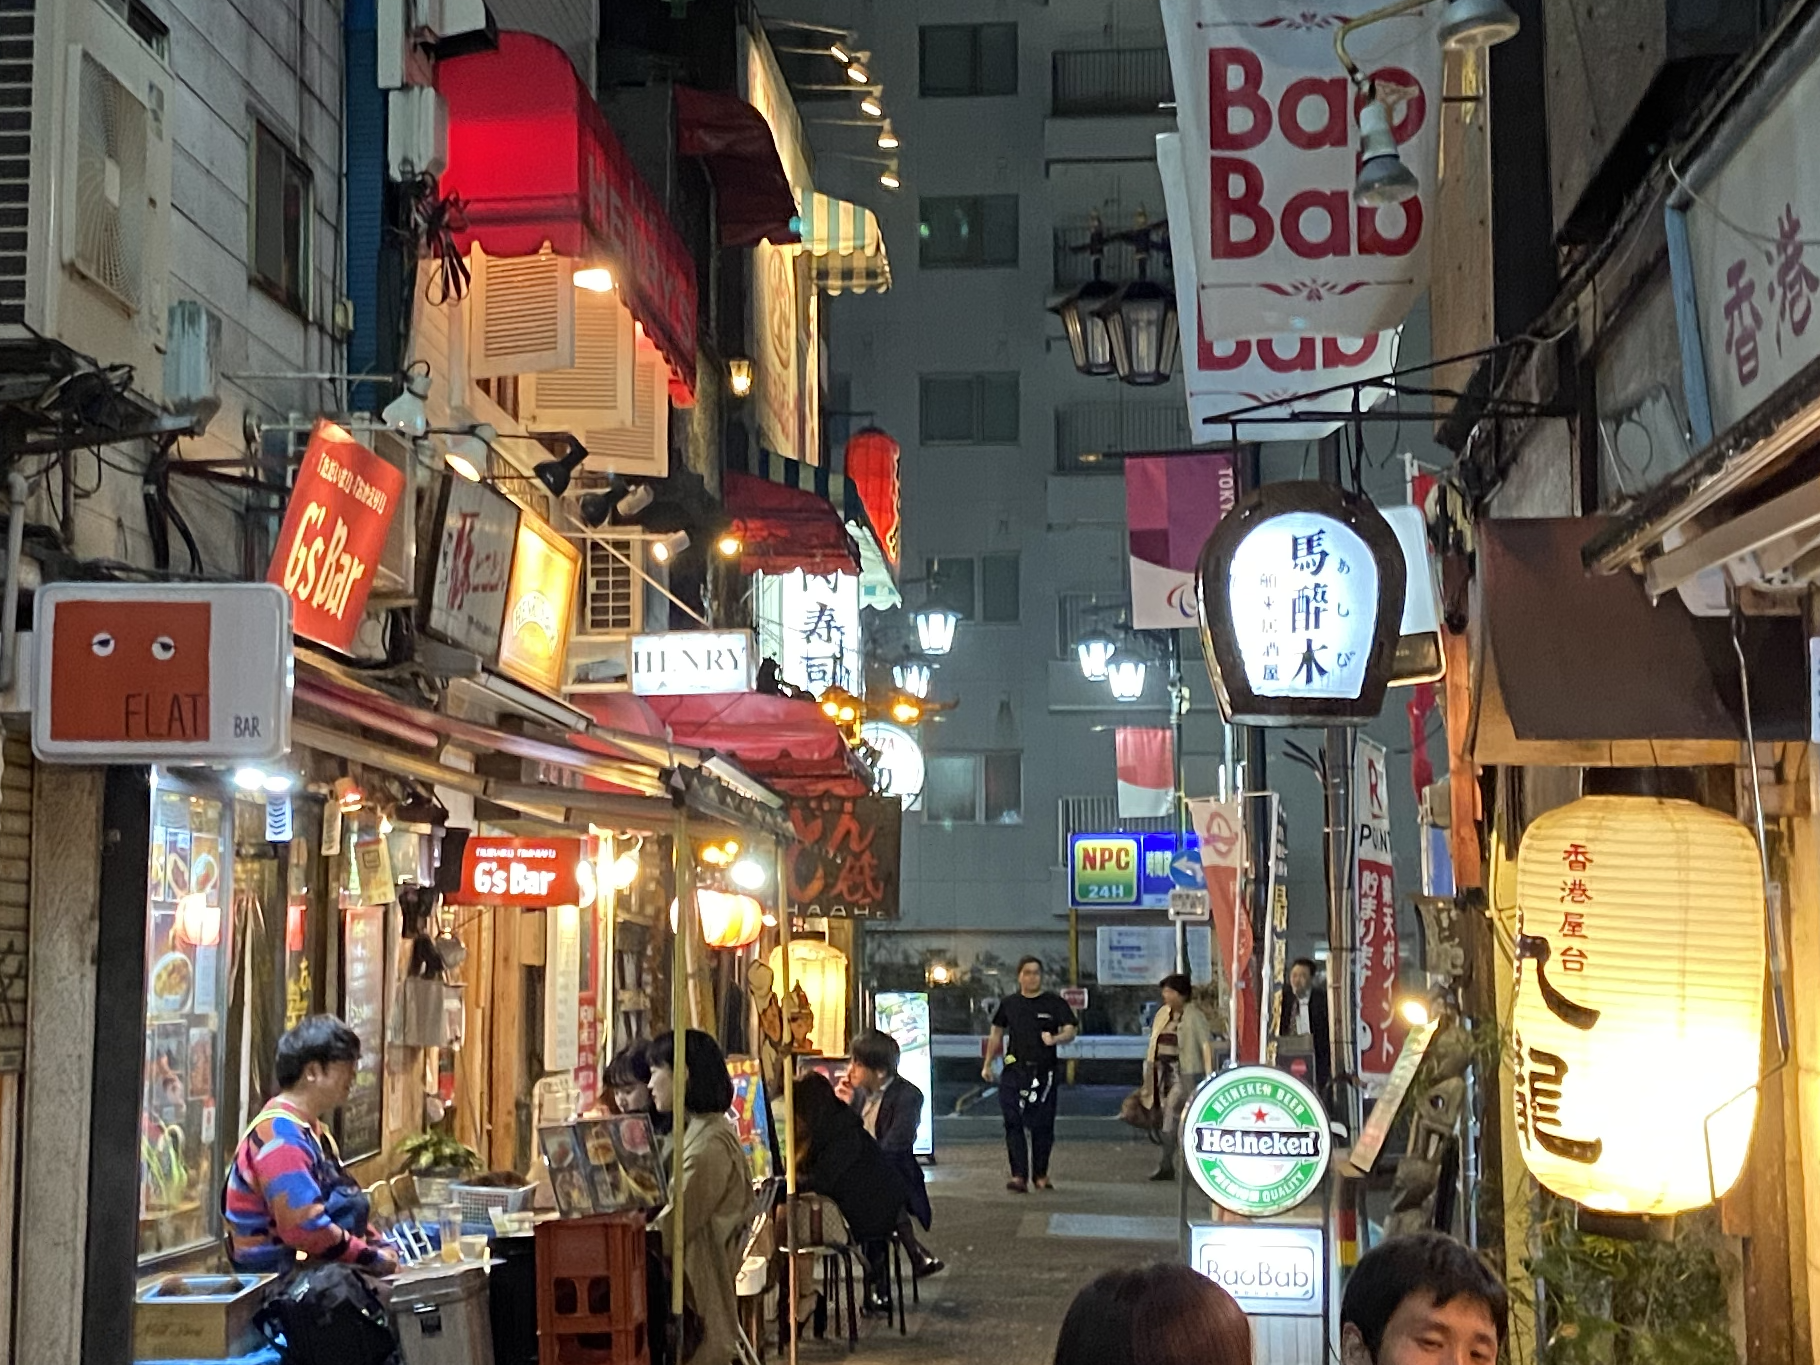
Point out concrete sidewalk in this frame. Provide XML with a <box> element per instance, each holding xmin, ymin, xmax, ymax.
<box><xmin>780</xmin><ymin>1120</ymin><xmax>1183</xmax><ymax>1365</ymax></box>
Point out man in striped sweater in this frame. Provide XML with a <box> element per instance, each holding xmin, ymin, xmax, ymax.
<box><xmin>224</xmin><ymin>1015</ymin><xmax>397</xmax><ymax>1276</ymax></box>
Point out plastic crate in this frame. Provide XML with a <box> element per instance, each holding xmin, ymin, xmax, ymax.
<box><xmin>537</xmin><ymin>1213</ymin><xmax>649</xmax><ymax>1365</ymax></box>
<box><xmin>450</xmin><ymin>1180</ymin><xmax>537</xmax><ymax>1235</ymax></box>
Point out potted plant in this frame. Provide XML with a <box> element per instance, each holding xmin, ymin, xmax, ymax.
<box><xmin>393</xmin><ymin>1130</ymin><xmax>482</xmax><ymax>1209</ymax></box>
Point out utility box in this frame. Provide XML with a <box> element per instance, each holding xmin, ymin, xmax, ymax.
<box><xmin>387</xmin><ymin>1262</ymin><xmax>496</xmax><ymax>1365</ymax></box>
<box><xmin>133</xmin><ymin>1273</ymin><xmax>276</xmax><ymax>1360</ymax></box>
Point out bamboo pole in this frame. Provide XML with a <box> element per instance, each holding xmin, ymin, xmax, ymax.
<box><xmin>671</xmin><ymin>805</ymin><xmax>691</xmax><ymax>1322</ymax></box>
<box><xmin>778</xmin><ymin>834</ymin><xmax>799</xmax><ymax>1365</ymax></box>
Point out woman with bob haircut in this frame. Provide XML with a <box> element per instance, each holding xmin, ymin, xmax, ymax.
<box><xmin>1053</xmin><ymin>1263</ymin><xmax>1251</xmax><ymax>1365</ymax></box>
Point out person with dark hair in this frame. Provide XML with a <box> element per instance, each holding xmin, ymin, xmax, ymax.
<box><xmin>847</xmin><ymin>1030</ymin><xmax>942</xmax><ymax>1279</ymax></box>
<box><xmin>792</xmin><ymin>1069</ymin><xmax>908</xmax><ymax>1315</ymax></box>
<box><xmin>649</xmin><ymin>1030</ymin><xmax>753</xmax><ymax>1365</ymax></box>
<box><xmin>223</xmin><ymin>1015</ymin><xmax>395</xmax><ymax>1276</ymax></box>
<box><xmin>605</xmin><ymin>1040</ymin><xmax>672</xmax><ymax>1135</ymax></box>
<box><xmin>1279</xmin><ymin>955</ymin><xmax>1332</xmax><ymax>1089</ymax></box>
<box><xmin>1053</xmin><ymin>1263</ymin><xmax>1251</xmax><ymax>1365</ymax></box>
<box><xmin>1139</xmin><ymin>974</ymin><xmax>1215</xmax><ymax>1182</ymax></box>
<box><xmin>982</xmin><ymin>956</ymin><xmax>1078</xmax><ymax>1191</ymax></box>
<box><xmin>1340</xmin><ymin>1231</ymin><xmax>1507</xmax><ymax>1365</ymax></box>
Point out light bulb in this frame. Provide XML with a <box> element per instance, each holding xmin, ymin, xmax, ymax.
<box><xmin>730</xmin><ymin>858</ymin><xmax>767</xmax><ymax>891</ymax></box>
<box><xmin>880</xmin><ymin>171</ymin><xmax>901</xmax><ymax>190</ymax></box>
<box><xmin>610</xmin><ymin>849</ymin><xmax>641</xmax><ymax>890</ymax></box>
<box><xmin>445</xmin><ymin>450</ymin><xmax>482</xmax><ymax>483</ymax></box>
<box><xmin>717</xmin><ymin>534</ymin><xmax>742</xmax><ymax>557</ymax></box>
<box><xmin>573</xmin><ymin>266</ymin><xmax>615</xmax><ymax>292</ymax></box>
<box><xmin>233</xmin><ymin>768</ymin><xmax>265</xmax><ymax>792</ymax></box>
<box><xmin>860</xmin><ymin>96</ymin><xmax>883</xmax><ymax>118</ymax></box>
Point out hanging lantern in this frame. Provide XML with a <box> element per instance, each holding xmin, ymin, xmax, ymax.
<box><xmin>1196</xmin><ymin>481</ymin><xmax>1404</xmax><ymax>726</ymax></box>
<box><xmin>913</xmin><ymin>607</ymin><xmax>960</xmax><ymax>656</ymax></box>
<box><xmin>893</xmin><ymin>660</ymin><xmax>932</xmax><ymax>698</ymax></box>
<box><xmin>844</xmin><ymin>428</ymin><xmax>902</xmax><ymax>569</ymax></box>
<box><xmin>174</xmin><ymin>893</ymin><xmax>222</xmax><ymax>948</ymax></box>
<box><xmin>1076</xmin><ymin>631</ymin><xmax>1116</xmax><ymax>682</ymax></box>
<box><xmin>768</xmin><ymin>939</ymin><xmax>850</xmax><ymax>1057</ymax></box>
<box><xmin>1106</xmin><ymin>655</ymin><xmax>1148</xmax><ymax>702</ymax></box>
<box><xmin>1512</xmin><ymin>796</ymin><xmax>1765</xmax><ymax>1215</ymax></box>
<box><xmin>1052</xmin><ymin>271</ymin><xmax>1120</xmax><ymax>377</ymax></box>
<box><xmin>696</xmin><ymin>889</ymin><xmax>765</xmax><ymax>950</ymax></box>
<box><xmin>1095</xmin><ymin>273</ymin><xmax>1179</xmax><ymax>387</ymax></box>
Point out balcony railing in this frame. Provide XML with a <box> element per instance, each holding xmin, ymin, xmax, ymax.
<box><xmin>1057</xmin><ymin>796</ymin><xmax>1172</xmax><ymax>863</ymax></box>
<box><xmin>1053</xmin><ymin>224</ymin><xmax>1176</xmax><ymax>291</ymax></box>
<box><xmin>1051</xmin><ymin>47</ymin><xmax>1174</xmax><ymax>118</ymax></box>
<box><xmin>1055</xmin><ymin>400</ymin><xmax>1192</xmax><ymax>473</ymax></box>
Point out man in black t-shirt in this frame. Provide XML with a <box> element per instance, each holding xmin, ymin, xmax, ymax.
<box><xmin>982</xmin><ymin>956</ymin><xmax>1078</xmax><ymax>1191</ymax></box>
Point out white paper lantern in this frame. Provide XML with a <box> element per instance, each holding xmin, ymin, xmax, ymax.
<box><xmin>1513</xmin><ymin>796</ymin><xmax>1765</xmax><ymax>1215</ymax></box>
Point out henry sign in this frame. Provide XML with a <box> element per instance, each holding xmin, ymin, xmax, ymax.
<box><xmin>1161</xmin><ymin>1</ymin><xmax>1443</xmax><ymax>338</ymax></box>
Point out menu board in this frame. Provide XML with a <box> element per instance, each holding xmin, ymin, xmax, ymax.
<box><xmin>540</xmin><ymin>1115</ymin><xmax>668</xmax><ymax>1217</ymax></box>
<box><xmin>876</xmin><ymin>992</ymin><xmax>936</xmax><ymax>1159</ymax></box>
<box><xmin>138</xmin><ymin>786</ymin><xmax>229</xmax><ymax>1258</ymax></box>
<box><xmin>338</xmin><ymin>905</ymin><xmax>387</xmax><ymax>1158</ymax></box>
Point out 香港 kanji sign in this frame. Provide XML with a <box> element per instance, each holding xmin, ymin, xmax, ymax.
<box><xmin>1160</xmin><ymin>0</ymin><xmax>1443</xmax><ymax>339</ymax></box>
<box><xmin>268</xmin><ymin>420</ymin><xmax>405</xmax><ymax>653</ymax></box>
<box><xmin>1678</xmin><ymin>42</ymin><xmax>1820</xmax><ymax>435</ymax></box>
<box><xmin>785</xmin><ymin>796</ymin><xmax>902</xmax><ymax>919</ymax></box>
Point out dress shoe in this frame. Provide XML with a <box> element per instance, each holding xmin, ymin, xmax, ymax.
<box><xmin>912</xmin><ymin>1256</ymin><xmax>946</xmax><ymax>1280</ymax></box>
<box><xmin>1007</xmin><ymin>1177</ymin><xmax>1028</xmax><ymax>1192</ymax></box>
<box><xmin>1033</xmin><ymin>1177</ymin><xmax>1056</xmax><ymax>1191</ymax></box>
<box><xmin>862</xmin><ymin>1291</ymin><xmax>894</xmax><ymax>1317</ymax></box>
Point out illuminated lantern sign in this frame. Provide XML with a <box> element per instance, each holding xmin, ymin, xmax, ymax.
<box><xmin>268</xmin><ymin>420</ymin><xmax>405</xmax><ymax>653</ymax></box>
<box><xmin>1196</xmin><ymin>481</ymin><xmax>1403</xmax><ymax>726</ymax></box>
<box><xmin>774</xmin><ymin>570</ymin><xmax>862</xmax><ymax>696</ymax></box>
<box><xmin>449</xmin><ymin>837</ymin><xmax>586</xmax><ymax>907</ymax></box>
<box><xmin>497</xmin><ymin>515</ymin><xmax>581</xmax><ymax>693</ymax></box>
<box><xmin>859</xmin><ymin>720</ymin><xmax>925</xmax><ymax>806</ymax></box>
<box><xmin>1160</xmin><ymin>0</ymin><xmax>1443</xmax><ymax>338</ymax></box>
<box><xmin>1513</xmin><ymin>797</ymin><xmax>1765</xmax><ymax>1215</ymax></box>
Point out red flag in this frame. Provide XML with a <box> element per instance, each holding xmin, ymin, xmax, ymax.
<box><xmin>1115</xmin><ymin>728</ymin><xmax>1174</xmax><ymax>818</ymax></box>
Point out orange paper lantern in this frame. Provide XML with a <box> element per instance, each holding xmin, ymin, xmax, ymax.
<box><xmin>673</xmin><ymin>889</ymin><xmax>765</xmax><ymax>950</ymax></box>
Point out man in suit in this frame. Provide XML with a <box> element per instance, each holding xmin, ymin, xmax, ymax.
<box><xmin>1279</xmin><ymin>957</ymin><xmax>1333</xmax><ymax>1092</ymax></box>
<box><xmin>849</xmin><ymin>1030</ymin><xmax>943</xmax><ymax>1279</ymax></box>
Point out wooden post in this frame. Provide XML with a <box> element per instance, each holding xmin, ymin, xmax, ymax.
<box><xmin>670</xmin><ymin>804</ymin><xmax>691</xmax><ymax>1321</ymax></box>
<box><xmin>778</xmin><ymin>834</ymin><xmax>799</xmax><ymax>1365</ymax></box>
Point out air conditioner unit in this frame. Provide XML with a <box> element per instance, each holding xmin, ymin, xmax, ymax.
<box><xmin>566</xmin><ymin>534</ymin><xmax>642</xmax><ymax>690</ymax></box>
<box><xmin>50</xmin><ymin>2</ymin><xmax>174</xmax><ymax>400</ymax></box>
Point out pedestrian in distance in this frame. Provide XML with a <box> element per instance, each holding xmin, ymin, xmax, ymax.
<box><xmin>982</xmin><ymin>956</ymin><xmax>1078</xmax><ymax>1192</ymax></box>
<box><xmin>848</xmin><ymin>1029</ymin><xmax>944</xmax><ymax>1278</ymax></box>
<box><xmin>1340</xmin><ymin>1230</ymin><xmax>1508</xmax><ymax>1365</ymax></box>
<box><xmin>1279</xmin><ymin>955</ymin><xmax>1333</xmax><ymax>1090</ymax></box>
<box><xmin>1052</xmin><ymin>1262</ymin><xmax>1251</xmax><ymax>1365</ymax></box>
<box><xmin>1139</xmin><ymin>973</ymin><xmax>1215</xmax><ymax>1182</ymax></box>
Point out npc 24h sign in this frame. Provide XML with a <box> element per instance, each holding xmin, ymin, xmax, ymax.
<box><xmin>1181</xmin><ymin>1065</ymin><xmax>1330</xmax><ymax>1217</ymax></box>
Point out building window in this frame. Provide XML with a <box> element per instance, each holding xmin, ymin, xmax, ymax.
<box><xmin>251</xmin><ymin>122</ymin><xmax>311</xmax><ymax>315</ymax></box>
<box><xmin>981</xmin><ymin>553</ymin><xmax>1020</xmax><ymax>623</ymax></box>
<box><xmin>920</xmin><ymin>23</ymin><xmax>1018</xmax><ymax>97</ymax></box>
<box><xmin>925</xmin><ymin>556</ymin><xmax>976</xmax><ymax>619</ymax></box>
<box><xmin>924</xmin><ymin>751</ymin><xmax>1023</xmax><ymax>825</ymax></box>
<box><xmin>919</xmin><ymin>195</ymin><xmax>1019</xmax><ymax>268</ymax></box>
<box><xmin>920</xmin><ymin>372</ymin><xmax>1020</xmax><ymax>445</ymax></box>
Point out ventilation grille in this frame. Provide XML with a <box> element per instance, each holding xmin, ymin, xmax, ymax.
<box><xmin>0</xmin><ymin>0</ymin><xmax>32</xmax><ymax>326</ymax></box>
<box><xmin>583</xmin><ymin>353</ymin><xmax>664</xmax><ymax>471</ymax></box>
<box><xmin>71</xmin><ymin>49</ymin><xmax>148</xmax><ymax>312</ymax></box>
<box><xmin>480</xmin><ymin>251</ymin><xmax>562</xmax><ymax>360</ymax></box>
<box><xmin>534</xmin><ymin>288</ymin><xmax>629</xmax><ymax>411</ymax></box>
<box><xmin>583</xmin><ymin>537</ymin><xmax>636</xmax><ymax>634</ymax></box>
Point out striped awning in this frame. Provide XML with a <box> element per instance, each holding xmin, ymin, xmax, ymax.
<box><xmin>751</xmin><ymin>448</ymin><xmax>900</xmax><ymax>601</ymax></box>
<box><xmin>793</xmin><ymin>192</ymin><xmax>892</xmax><ymax>295</ymax></box>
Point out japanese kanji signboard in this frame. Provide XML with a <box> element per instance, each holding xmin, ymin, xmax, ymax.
<box><xmin>785</xmin><ymin>796</ymin><xmax>902</xmax><ymax>920</ymax></box>
<box><xmin>1511</xmin><ymin>796</ymin><xmax>1766</xmax><ymax>1217</ymax></box>
<box><xmin>772</xmin><ymin>569</ymin><xmax>862</xmax><ymax>697</ymax></box>
<box><xmin>1352</xmin><ymin>736</ymin><xmax>1404</xmax><ymax>1082</ymax></box>
<box><xmin>1197</xmin><ymin>481</ymin><xmax>1405</xmax><ymax>726</ymax></box>
<box><xmin>1680</xmin><ymin>48</ymin><xmax>1820</xmax><ymax>434</ymax></box>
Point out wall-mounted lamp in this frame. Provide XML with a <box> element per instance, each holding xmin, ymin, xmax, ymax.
<box><xmin>573</xmin><ymin>266</ymin><xmax>615</xmax><ymax>293</ymax></box>
<box><xmin>729</xmin><ymin>357</ymin><xmax>754</xmax><ymax>398</ymax></box>
<box><xmin>650</xmin><ymin>530</ymin><xmax>690</xmax><ymax>563</ymax></box>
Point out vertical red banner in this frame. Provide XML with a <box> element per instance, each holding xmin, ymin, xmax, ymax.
<box><xmin>1354</xmin><ymin>737</ymin><xmax>1406</xmax><ymax>1077</ymax></box>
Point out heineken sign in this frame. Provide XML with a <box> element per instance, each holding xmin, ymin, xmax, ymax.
<box><xmin>1182</xmin><ymin>1066</ymin><xmax>1330</xmax><ymax>1217</ymax></box>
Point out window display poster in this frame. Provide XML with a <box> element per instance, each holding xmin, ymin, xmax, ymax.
<box><xmin>338</xmin><ymin>905</ymin><xmax>387</xmax><ymax>1158</ymax></box>
<box><xmin>727</xmin><ymin>1058</ymin><xmax>776</xmax><ymax>1180</ymax></box>
<box><xmin>876</xmin><ymin>992</ymin><xmax>935</xmax><ymax>1158</ymax></box>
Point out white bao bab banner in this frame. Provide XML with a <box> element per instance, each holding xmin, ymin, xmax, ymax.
<box><xmin>1161</xmin><ymin>0</ymin><xmax>1443</xmax><ymax>339</ymax></box>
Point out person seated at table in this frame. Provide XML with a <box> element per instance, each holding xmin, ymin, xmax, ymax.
<box><xmin>605</xmin><ymin>1039</ymin><xmax>672</xmax><ymax>1136</ymax></box>
<box><xmin>650</xmin><ymin>1029</ymin><xmax>754</xmax><ymax>1365</ymax></box>
<box><xmin>792</xmin><ymin>1069</ymin><xmax>908</xmax><ymax>1316</ymax></box>
<box><xmin>848</xmin><ymin>1030</ymin><xmax>943</xmax><ymax>1279</ymax></box>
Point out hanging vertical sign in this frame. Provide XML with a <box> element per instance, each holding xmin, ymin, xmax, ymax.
<box><xmin>775</xmin><ymin>570</ymin><xmax>863</xmax><ymax>695</ymax></box>
<box><xmin>1159</xmin><ymin>1</ymin><xmax>1443</xmax><ymax>339</ymax></box>
<box><xmin>1353</xmin><ymin>736</ymin><xmax>1404</xmax><ymax>1081</ymax></box>
<box><xmin>1125</xmin><ymin>451</ymin><xmax>1239</xmax><ymax>629</ymax></box>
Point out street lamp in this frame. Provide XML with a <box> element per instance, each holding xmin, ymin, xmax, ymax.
<box><xmin>914</xmin><ymin>606</ymin><xmax>961</xmax><ymax>656</ymax></box>
<box><xmin>1107</xmin><ymin>655</ymin><xmax>1148</xmax><ymax>702</ymax></box>
<box><xmin>1097</xmin><ymin>265</ymin><xmax>1179</xmax><ymax>386</ymax></box>
<box><xmin>1052</xmin><ymin>215</ymin><xmax>1117</xmax><ymax>377</ymax></box>
<box><xmin>1075</xmin><ymin>631</ymin><xmax>1116</xmax><ymax>682</ymax></box>
<box><xmin>894</xmin><ymin>659</ymin><xmax>933</xmax><ymax>697</ymax></box>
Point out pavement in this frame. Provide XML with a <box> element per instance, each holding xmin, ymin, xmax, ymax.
<box><xmin>776</xmin><ymin>1111</ymin><xmax>1184</xmax><ymax>1365</ymax></box>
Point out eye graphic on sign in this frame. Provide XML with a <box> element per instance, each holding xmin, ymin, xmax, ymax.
<box><xmin>51</xmin><ymin>599</ymin><xmax>212</xmax><ymax>743</ymax></box>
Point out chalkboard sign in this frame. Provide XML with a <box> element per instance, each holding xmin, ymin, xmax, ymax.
<box><xmin>337</xmin><ymin>905</ymin><xmax>387</xmax><ymax>1158</ymax></box>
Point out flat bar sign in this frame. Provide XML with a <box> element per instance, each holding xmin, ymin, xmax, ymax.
<box><xmin>1160</xmin><ymin>0</ymin><xmax>1443</xmax><ymax>339</ymax></box>
<box><xmin>33</xmin><ymin>582</ymin><xmax>293</xmax><ymax>763</ymax></box>
<box><xmin>269</xmin><ymin>420</ymin><xmax>406</xmax><ymax>652</ymax></box>
<box><xmin>1353</xmin><ymin>735</ymin><xmax>1405</xmax><ymax>1080</ymax></box>
<box><xmin>632</xmin><ymin>630</ymin><xmax>758</xmax><ymax>696</ymax></box>
<box><xmin>1189</xmin><ymin>1224</ymin><xmax>1326</xmax><ymax>1317</ymax></box>
<box><xmin>448</xmin><ymin>837</ymin><xmax>585</xmax><ymax>906</ymax></box>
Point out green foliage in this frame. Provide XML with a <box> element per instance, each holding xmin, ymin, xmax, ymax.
<box><xmin>392</xmin><ymin>1128</ymin><xmax>482</xmax><ymax>1176</ymax></box>
<box><xmin>1518</xmin><ymin>1198</ymin><xmax>1737</xmax><ymax>1365</ymax></box>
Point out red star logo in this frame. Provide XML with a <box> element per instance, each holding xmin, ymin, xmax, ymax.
<box><xmin>1253</xmin><ymin>1107</ymin><xmax>1270</xmax><ymax>1123</ymax></box>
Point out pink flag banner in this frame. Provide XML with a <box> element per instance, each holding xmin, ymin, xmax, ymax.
<box><xmin>1115</xmin><ymin>727</ymin><xmax>1175</xmax><ymax>819</ymax></box>
<box><xmin>1125</xmin><ymin>452</ymin><xmax>1238</xmax><ymax>630</ymax></box>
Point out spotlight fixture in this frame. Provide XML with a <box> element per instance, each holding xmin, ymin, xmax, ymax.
<box><xmin>533</xmin><ymin>435</ymin><xmax>589</xmax><ymax>497</ymax></box>
<box><xmin>1353</xmin><ymin>97</ymin><xmax>1418</xmax><ymax>206</ymax></box>
<box><xmin>445</xmin><ymin>450</ymin><xmax>482</xmax><ymax>483</ymax></box>
<box><xmin>650</xmin><ymin>530</ymin><xmax>690</xmax><ymax>563</ymax></box>
<box><xmin>618</xmin><ymin>484</ymin><xmax>655</xmax><ymax>519</ymax></box>
<box><xmin>573</xmin><ymin>266</ymin><xmax>615</xmax><ymax>292</ymax></box>
<box><xmin>829</xmin><ymin>42</ymin><xmax>850</xmax><ymax>62</ymax></box>
<box><xmin>879</xmin><ymin>169</ymin><xmax>901</xmax><ymax>190</ymax></box>
<box><xmin>578</xmin><ymin>475</ymin><xmax>630</xmax><ymax>528</ymax></box>
<box><xmin>859</xmin><ymin>95</ymin><xmax>883</xmax><ymax>118</ymax></box>
<box><xmin>716</xmin><ymin>533</ymin><xmax>742</xmax><ymax>558</ymax></box>
<box><xmin>609</xmin><ymin>842</ymin><xmax>642</xmax><ymax>890</ymax></box>
<box><xmin>846</xmin><ymin>62</ymin><xmax>868</xmax><ymax>83</ymax></box>
<box><xmin>380</xmin><ymin>368</ymin><xmax>432</xmax><ymax>438</ymax></box>
<box><xmin>877</xmin><ymin>123</ymin><xmax>898</xmax><ymax>150</ymax></box>
<box><xmin>1439</xmin><ymin>0</ymin><xmax>1521</xmax><ymax>48</ymax></box>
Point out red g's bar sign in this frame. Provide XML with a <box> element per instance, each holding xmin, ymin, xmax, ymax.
<box><xmin>447</xmin><ymin>836</ymin><xmax>587</xmax><ymax>907</ymax></box>
<box><xmin>268</xmin><ymin>420</ymin><xmax>406</xmax><ymax>652</ymax></box>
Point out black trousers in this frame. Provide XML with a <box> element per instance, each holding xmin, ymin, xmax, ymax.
<box><xmin>999</xmin><ymin>1064</ymin><xmax>1059</xmax><ymax>1180</ymax></box>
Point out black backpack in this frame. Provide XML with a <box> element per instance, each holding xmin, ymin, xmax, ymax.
<box><xmin>259</xmin><ymin>1263</ymin><xmax>399</xmax><ymax>1365</ymax></box>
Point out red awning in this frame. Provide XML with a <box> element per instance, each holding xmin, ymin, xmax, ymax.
<box><xmin>437</xmin><ymin>32</ymin><xmax>699</xmax><ymax>404</ymax></box>
<box><xmin>639</xmin><ymin>692</ymin><xmax>872</xmax><ymax>797</ymax></box>
<box><xmin>674</xmin><ymin>86</ymin><xmax>800</xmax><ymax>250</ymax></box>
<box><xmin>725</xmin><ymin>470</ymin><xmax>860</xmax><ymax>576</ymax></box>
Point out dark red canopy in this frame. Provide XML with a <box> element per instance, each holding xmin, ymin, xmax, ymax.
<box><xmin>642</xmin><ymin>692</ymin><xmax>871</xmax><ymax>797</ymax></box>
<box><xmin>725</xmin><ymin>470</ymin><xmax>861</xmax><ymax>576</ymax></box>
<box><xmin>674</xmin><ymin>86</ymin><xmax>801</xmax><ymax>250</ymax></box>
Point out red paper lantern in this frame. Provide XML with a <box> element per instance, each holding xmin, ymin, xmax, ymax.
<box><xmin>844</xmin><ymin>428</ymin><xmax>900</xmax><ymax>569</ymax></box>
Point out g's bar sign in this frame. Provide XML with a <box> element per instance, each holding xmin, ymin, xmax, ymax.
<box><xmin>447</xmin><ymin>836</ymin><xmax>586</xmax><ymax>907</ymax></box>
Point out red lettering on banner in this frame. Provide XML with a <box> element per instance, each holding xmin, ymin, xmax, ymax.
<box><xmin>1322</xmin><ymin>336</ymin><xmax>1379</xmax><ymax>367</ymax></box>
<box><xmin>1210</xmin><ymin>156</ymin><xmax>1275</xmax><ymax>258</ymax></box>
<box><xmin>1358</xmin><ymin>200</ymin><xmax>1423</xmax><ymax>257</ymax></box>
<box><xmin>1258</xmin><ymin>337</ymin><xmax>1317</xmax><ymax>374</ymax></box>
<box><xmin>1281</xmin><ymin>76</ymin><xmax>1350</xmax><ymax>150</ymax></box>
<box><xmin>1208</xmin><ymin>48</ymin><xmax>1270</xmax><ymax>150</ymax></box>
<box><xmin>1203</xmin><ymin>336</ymin><xmax>1252</xmax><ymax>371</ymax></box>
<box><xmin>1282</xmin><ymin>189</ymin><xmax>1352</xmax><ymax>259</ymax></box>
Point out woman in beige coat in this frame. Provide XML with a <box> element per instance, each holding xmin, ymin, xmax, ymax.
<box><xmin>650</xmin><ymin>1029</ymin><xmax>755</xmax><ymax>1365</ymax></box>
<box><xmin>1139</xmin><ymin>974</ymin><xmax>1215</xmax><ymax>1182</ymax></box>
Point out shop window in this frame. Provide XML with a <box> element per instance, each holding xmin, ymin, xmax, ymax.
<box><xmin>918</xmin><ymin>195</ymin><xmax>1019</xmax><ymax>268</ymax></box>
<box><xmin>251</xmin><ymin>121</ymin><xmax>312</xmax><ymax>315</ymax></box>
<box><xmin>920</xmin><ymin>23</ymin><xmax>1018</xmax><ymax>97</ymax></box>
<box><xmin>984</xmin><ymin>752</ymin><xmax>1023</xmax><ymax>824</ymax></box>
<box><xmin>981</xmin><ymin>552</ymin><xmax>1020</xmax><ymax>623</ymax></box>
<box><xmin>920</xmin><ymin>372</ymin><xmax>1020</xmax><ymax>444</ymax></box>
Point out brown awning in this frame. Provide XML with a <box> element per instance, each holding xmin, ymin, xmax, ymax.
<box><xmin>1473</xmin><ymin>518</ymin><xmax>1807</xmax><ymax>765</ymax></box>
<box><xmin>674</xmin><ymin>85</ymin><xmax>801</xmax><ymax>250</ymax></box>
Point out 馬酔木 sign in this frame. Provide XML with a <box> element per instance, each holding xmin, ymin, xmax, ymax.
<box><xmin>1181</xmin><ymin>1065</ymin><xmax>1330</xmax><ymax>1217</ymax></box>
<box><xmin>1197</xmin><ymin>481</ymin><xmax>1404</xmax><ymax>726</ymax></box>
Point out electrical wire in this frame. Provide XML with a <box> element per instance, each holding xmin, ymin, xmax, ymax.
<box><xmin>1667</xmin><ymin>158</ymin><xmax>1820</xmax><ymax>249</ymax></box>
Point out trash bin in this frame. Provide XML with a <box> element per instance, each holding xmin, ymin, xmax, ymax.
<box><xmin>386</xmin><ymin>1263</ymin><xmax>495</xmax><ymax>1365</ymax></box>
